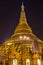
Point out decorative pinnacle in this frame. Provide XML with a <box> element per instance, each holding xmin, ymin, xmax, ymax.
<box><xmin>21</xmin><ymin>2</ymin><xmax>24</xmax><ymax>11</ymax></box>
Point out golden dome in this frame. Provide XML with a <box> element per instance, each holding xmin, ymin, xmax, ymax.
<box><xmin>14</xmin><ymin>3</ymin><xmax>32</xmax><ymax>36</ymax></box>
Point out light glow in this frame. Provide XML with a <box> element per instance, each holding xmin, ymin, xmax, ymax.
<box><xmin>7</xmin><ymin>43</ymin><xmax>12</xmax><ymax>45</ymax></box>
<box><xmin>24</xmin><ymin>36</ymin><xmax>26</xmax><ymax>39</ymax></box>
<box><xmin>37</xmin><ymin>59</ymin><xmax>41</xmax><ymax>65</ymax></box>
<box><xmin>26</xmin><ymin>59</ymin><xmax>30</xmax><ymax>65</ymax></box>
<box><xmin>13</xmin><ymin>59</ymin><xmax>18</xmax><ymax>65</ymax></box>
<box><xmin>19</xmin><ymin>36</ymin><xmax>22</xmax><ymax>39</ymax></box>
<box><xmin>27</xmin><ymin>37</ymin><xmax>29</xmax><ymax>40</ymax></box>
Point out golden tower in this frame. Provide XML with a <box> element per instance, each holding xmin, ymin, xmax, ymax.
<box><xmin>0</xmin><ymin>2</ymin><xmax>43</xmax><ymax>65</ymax></box>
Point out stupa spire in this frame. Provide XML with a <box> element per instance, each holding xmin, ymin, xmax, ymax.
<box><xmin>21</xmin><ymin>2</ymin><xmax>24</xmax><ymax>11</ymax></box>
<box><xmin>14</xmin><ymin>2</ymin><xmax>32</xmax><ymax>36</ymax></box>
<box><xmin>19</xmin><ymin>2</ymin><xmax>28</xmax><ymax>25</ymax></box>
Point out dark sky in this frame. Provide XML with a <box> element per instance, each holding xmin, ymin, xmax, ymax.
<box><xmin>0</xmin><ymin>0</ymin><xmax>43</xmax><ymax>44</ymax></box>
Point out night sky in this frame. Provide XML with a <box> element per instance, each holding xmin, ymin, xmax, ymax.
<box><xmin>0</xmin><ymin>0</ymin><xmax>43</xmax><ymax>44</ymax></box>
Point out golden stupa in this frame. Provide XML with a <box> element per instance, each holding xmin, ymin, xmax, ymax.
<box><xmin>0</xmin><ymin>2</ymin><xmax>43</xmax><ymax>65</ymax></box>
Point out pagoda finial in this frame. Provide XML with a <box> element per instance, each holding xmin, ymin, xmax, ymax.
<box><xmin>18</xmin><ymin>2</ymin><xmax>29</xmax><ymax>26</ymax></box>
<box><xmin>13</xmin><ymin>2</ymin><xmax>32</xmax><ymax>36</ymax></box>
<box><xmin>21</xmin><ymin>2</ymin><xmax>24</xmax><ymax>11</ymax></box>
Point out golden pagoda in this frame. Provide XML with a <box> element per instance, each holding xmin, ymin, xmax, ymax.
<box><xmin>0</xmin><ymin>2</ymin><xmax>43</xmax><ymax>65</ymax></box>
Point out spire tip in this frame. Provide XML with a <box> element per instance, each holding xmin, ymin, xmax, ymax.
<box><xmin>21</xmin><ymin>2</ymin><xmax>24</xmax><ymax>11</ymax></box>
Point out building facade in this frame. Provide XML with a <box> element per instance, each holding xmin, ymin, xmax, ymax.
<box><xmin>0</xmin><ymin>3</ymin><xmax>43</xmax><ymax>65</ymax></box>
